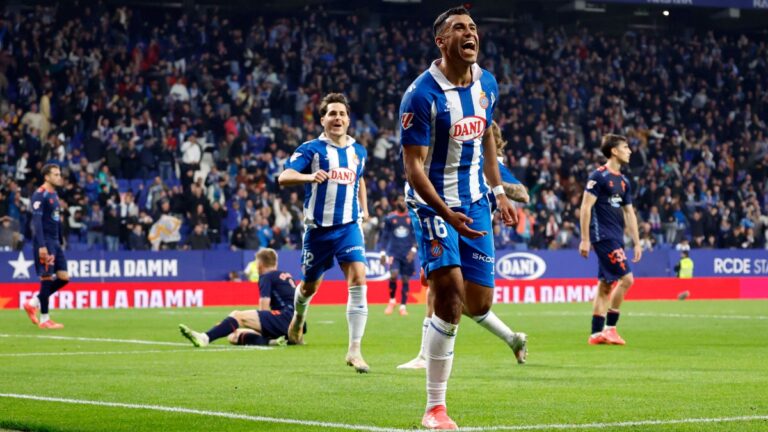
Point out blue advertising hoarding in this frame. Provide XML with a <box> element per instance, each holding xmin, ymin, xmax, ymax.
<box><xmin>1</xmin><ymin>248</ymin><xmax>765</xmax><ymax>283</ymax></box>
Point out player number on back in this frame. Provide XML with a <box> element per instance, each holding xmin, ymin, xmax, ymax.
<box><xmin>423</xmin><ymin>216</ymin><xmax>448</xmax><ymax>240</ymax></box>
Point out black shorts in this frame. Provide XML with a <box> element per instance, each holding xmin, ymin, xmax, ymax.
<box><xmin>390</xmin><ymin>257</ymin><xmax>415</xmax><ymax>277</ymax></box>
<box><xmin>593</xmin><ymin>239</ymin><xmax>631</xmax><ymax>283</ymax></box>
<box><xmin>258</xmin><ymin>309</ymin><xmax>293</xmax><ymax>339</ymax></box>
<box><xmin>33</xmin><ymin>243</ymin><xmax>67</xmax><ymax>278</ymax></box>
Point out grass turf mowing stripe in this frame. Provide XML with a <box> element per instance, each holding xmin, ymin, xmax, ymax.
<box><xmin>0</xmin><ymin>394</ymin><xmax>406</xmax><ymax>432</ymax></box>
<box><xmin>1</xmin><ymin>393</ymin><xmax>766</xmax><ymax>431</ymax></box>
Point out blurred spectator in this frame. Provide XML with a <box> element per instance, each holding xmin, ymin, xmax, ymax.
<box><xmin>128</xmin><ymin>225</ymin><xmax>150</xmax><ymax>251</ymax></box>
<box><xmin>0</xmin><ymin>4</ymin><xmax>764</xmax><ymax>253</ymax></box>
<box><xmin>184</xmin><ymin>223</ymin><xmax>211</xmax><ymax>250</ymax></box>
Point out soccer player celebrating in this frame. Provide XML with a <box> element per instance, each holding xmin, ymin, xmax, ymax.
<box><xmin>179</xmin><ymin>248</ymin><xmax>297</xmax><ymax>347</ymax></box>
<box><xmin>278</xmin><ymin>93</ymin><xmax>371</xmax><ymax>373</ymax></box>
<box><xmin>379</xmin><ymin>194</ymin><xmax>417</xmax><ymax>316</ymax></box>
<box><xmin>579</xmin><ymin>134</ymin><xmax>642</xmax><ymax>345</ymax></box>
<box><xmin>23</xmin><ymin>164</ymin><xmax>70</xmax><ymax>329</ymax></box>
<box><xmin>399</xmin><ymin>7</ymin><xmax>520</xmax><ymax>429</ymax></box>
<box><xmin>398</xmin><ymin>121</ymin><xmax>529</xmax><ymax>371</ymax></box>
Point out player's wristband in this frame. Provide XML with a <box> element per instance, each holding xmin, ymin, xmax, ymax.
<box><xmin>492</xmin><ymin>185</ymin><xmax>505</xmax><ymax>196</ymax></box>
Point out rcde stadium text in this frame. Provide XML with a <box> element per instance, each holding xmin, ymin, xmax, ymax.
<box><xmin>713</xmin><ymin>258</ymin><xmax>768</xmax><ymax>275</ymax></box>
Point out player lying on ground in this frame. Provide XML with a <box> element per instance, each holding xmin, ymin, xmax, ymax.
<box><xmin>179</xmin><ymin>248</ymin><xmax>302</xmax><ymax>347</ymax></box>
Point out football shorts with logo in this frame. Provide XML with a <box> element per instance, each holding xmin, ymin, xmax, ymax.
<box><xmin>592</xmin><ymin>239</ymin><xmax>632</xmax><ymax>283</ymax></box>
<box><xmin>301</xmin><ymin>222</ymin><xmax>366</xmax><ymax>282</ymax></box>
<box><xmin>33</xmin><ymin>243</ymin><xmax>68</xmax><ymax>278</ymax></box>
<box><xmin>411</xmin><ymin>195</ymin><xmax>495</xmax><ymax>288</ymax></box>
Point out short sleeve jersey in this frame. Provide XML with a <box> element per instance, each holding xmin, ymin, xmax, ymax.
<box><xmin>284</xmin><ymin>134</ymin><xmax>367</xmax><ymax>228</ymax></box>
<box><xmin>585</xmin><ymin>166</ymin><xmax>632</xmax><ymax>244</ymax></box>
<box><xmin>378</xmin><ymin>212</ymin><xmax>416</xmax><ymax>259</ymax></box>
<box><xmin>400</xmin><ymin>61</ymin><xmax>498</xmax><ymax>208</ymax></box>
<box><xmin>258</xmin><ymin>269</ymin><xmax>297</xmax><ymax>312</ymax></box>
<box><xmin>31</xmin><ymin>186</ymin><xmax>62</xmax><ymax>246</ymax></box>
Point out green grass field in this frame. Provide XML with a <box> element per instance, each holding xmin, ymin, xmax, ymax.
<box><xmin>1</xmin><ymin>300</ymin><xmax>767</xmax><ymax>432</ymax></box>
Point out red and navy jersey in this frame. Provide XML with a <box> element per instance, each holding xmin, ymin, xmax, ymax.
<box><xmin>258</xmin><ymin>269</ymin><xmax>297</xmax><ymax>312</ymax></box>
<box><xmin>31</xmin><ymin>186</ymin><xmax>62</xmax><ymax>246</ymax></box>
<box><xmin>585</xmin><ymin>166</ymin><xmax>632</xmax><ymax>244</ymax></box>
<box><xmin>378</xmin><ymin>212</ymin><xmax>416</xmax><ymax>259</ymax></box>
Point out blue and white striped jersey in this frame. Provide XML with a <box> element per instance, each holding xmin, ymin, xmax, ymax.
<box><xmin>284</xmin><ymin>134</ymin><xmax>367</xmax><ymax>228</ymax></box>
<box><xmin>399</xmin><ymin>61</ymin><xmax>498</xmax><ymax>208</ymax></box>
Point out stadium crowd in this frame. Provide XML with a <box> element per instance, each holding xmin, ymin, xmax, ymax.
<box><xmin>0</xmin><ymin>4</ymin><xmax>766</xmax><ymax>253</ymax></box>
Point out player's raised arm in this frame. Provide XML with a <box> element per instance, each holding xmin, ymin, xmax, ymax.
<box><xmin>579</xmin><ymin>190</ymin><xmax>597</xmax><ymax>258</ymax></box>
<box><xmin>278</xmin><ymin>144</ymin><xmax>328</xmax><ymax>186</ymax></box>
<box><xmin>278</xmin><ymin>168</ymin><xmax>328</xmax><ymax>186</ymax></box>
<box><xmin>622</xmin><ymin>204</ymin><xmax>642</xmax><ymax>262</ymax></box>
<box><xmin>483</xmin><ymin>128</ymin><xmax>517</xmax><ymax>226</ymax></box>
<box><xmin>402</xmin><ymin>145</ymin><xmax>485</xmax><ymax>239</ymax></box>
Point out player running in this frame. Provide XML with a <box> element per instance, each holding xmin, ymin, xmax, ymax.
<box><xmin>179</xmin><ymin>248</ymin><xmax>298</xmax><ymax>347</ymax></box>
<box><xmin>23</xmin><ymin>164</ymin><xmax>70</xmax><ymax>329</ymax></box>
<box><xmin>397</xmin><ymin>120</ymin><xmax>529</xmax><ymax>371</ymax></box>
<box><xmin>399</xmin><ymin>7</ymin><xmax>521</xmax><ymax>429</ymax></box>
<box><xmin>277</xmin><ymin>93</ymin><xmax>370</xmax><ymax>373</ymax></box>
<box><xmin>379</xmin><ymin>194</ymin><xmax>417</xmax><ymax>316</ymax></box>
<box><xmin>579</xmin><ymin>134</ymin><xmax>642</xmax><ymax>345</ymax></box>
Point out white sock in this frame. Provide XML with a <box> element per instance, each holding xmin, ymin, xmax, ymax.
<box><xmin>29</xmin><ymin>296</ymin><xmax>40</xmax><ymax>308</ymax></box>
<box><xmin>294</xmin><ymin>286</ymin><xmax>314</xmax><ymax>317</ymax></box>
<box><xmin>346</xmin><ymin>285</ymin><xmax>368</xmax><ymax>352</ymax></box>
<box><xmin>417</xmin><ymin>317</ymin><xmax>430</xmax><ymax>359</ymax></box>
<box><xmin>425</xmin><ymin>314</ymin><xmax>458</xmax><ymax>411</ymax></box>
<box><xmin>40</xmin><ymin>313</ymin><xmax>50</xmax><ymax>323</ymax></box>
<box><xmin>473</xmin><ymin>311</ymin><xmax>515</xmax><ymax>345</ymax></box>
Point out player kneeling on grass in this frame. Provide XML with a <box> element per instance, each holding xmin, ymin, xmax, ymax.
<box><xmin>179</xmin><ymin>248</ymin><xmax>302</xmax><ymax>347</ymax></box>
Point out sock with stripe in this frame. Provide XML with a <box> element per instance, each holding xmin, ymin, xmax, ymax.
<box><xmin>206</xmin><ymin>316</ymin><xmax>239</xmax><ymax>343</ymax></box>
<box><xmin>425</xmin><ymin>314</ymin><xmax>458</xmax><ymax>411</ymax></box>
<box><xmin>417</xmin><ymin>317</ymin><xmax>430</xmax><ymax>359</ymax></box>
<box><xmin>473</xmin><ymin>310</ymin><xmax>515</xmax><ymax>344</ymax></box>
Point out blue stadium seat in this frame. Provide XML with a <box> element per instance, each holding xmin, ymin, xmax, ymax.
<box><xmin>130</xmin><ymin>179</ymin><xmax>144</xmax><ymax>193</ymax></box>
<box><xmin>117</xmin><ymin>179</ymin><xmax>129</xmax><ymax>193</ymax></box>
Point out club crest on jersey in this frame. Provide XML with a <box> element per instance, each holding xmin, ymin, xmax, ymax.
<box><xmin>479</xmin><ymin>91</ymin><xmax>489</xmax><ymax>109</ymax></box>
<box><xmin>449</xmin><ymin>116</ymin><xmax>486</xmax><ymax>142</ymax></box>
<box><xmin>401</xmin><ymin>112</ymin><xmax>414</xmax><ymax>130</ymax></box>
<box><xmin>430</xmin><ymin>240</ymin><xmax>443</xmax><ymax>257</ymax></box>
<box><xmin>329</xmin><ymin>167</ymin><xmax>357</xmax><ymax>185</ymax></box>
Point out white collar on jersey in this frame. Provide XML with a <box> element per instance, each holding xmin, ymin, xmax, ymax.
<box><xmin>428</xmin><ymin>59</ymin><xmax>483</xmax><ymax>91</ymax></box>
<box><xmin>319</xmin><ymin>133</ymin><xmax>356</xmax><ymax>148</ymax></box>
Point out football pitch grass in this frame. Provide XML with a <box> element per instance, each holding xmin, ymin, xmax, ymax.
<box><xmin>1</xmin><ymin>300</ymin><xmax>767</xmax><ymax>432</ymax></box>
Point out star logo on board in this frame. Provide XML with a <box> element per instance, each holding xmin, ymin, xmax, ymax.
<box><xmin>8</xmin><ymin>251</ymin><xmax>34</xmax><ymax>279</ymax></box>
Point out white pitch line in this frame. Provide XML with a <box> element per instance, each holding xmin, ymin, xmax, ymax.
<box><xmin>458</xmin><ymin>415</ymin><xmax>768</xmax><ymax>431</ymax></box>
<box><xmin>0</xmin><ymin>347</ymin><xmax>270</xmax><ymax>357</ymax></box>
<box><xmin>503</xmin><ymin>311</ymin><xmax>768</xmax><ymax>320</ymax></box>
<box><xmin>0</xmin><ymin>393</ymin><xmax>405</xmax><ymax>432</ymax></box>
<box><xmin>0</xmin><ymin>393</ymin><xmax>766</xmax><ymax>432</ymax></box>
<box><xmin>0</xmin><ymin>334</ymin><xmax>191</xmax><ymax>346</ymax></box>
